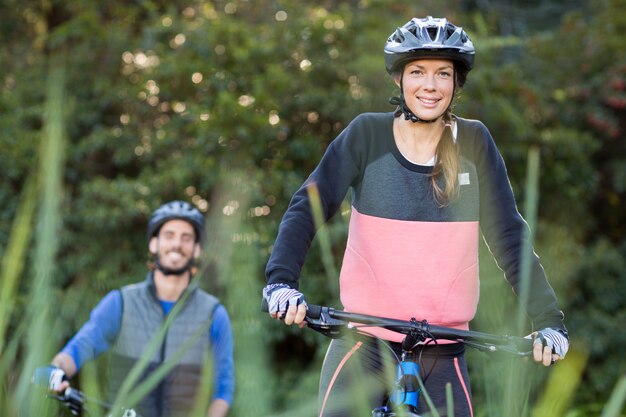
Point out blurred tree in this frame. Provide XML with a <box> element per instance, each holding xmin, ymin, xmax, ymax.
<box><xmin>524</xmin><ymin>0</ymin><xmax>626</xmax><ymax>406</ymax></box>
<box><xmin>461</xmin><ymin>0</ymin><xmax>626</xmax><ymax>406</ymax></box>
<box><xmin>0</xmin><ymin>0</ymin><xmax>623</xmax><ymax>414</ymax></box>
<box><xmin>565</xmin><ymin>239</ymin><xmax>626</xmax><ymax>406</ymax></box>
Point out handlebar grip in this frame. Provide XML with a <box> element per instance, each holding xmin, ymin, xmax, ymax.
<box><xmin>64</xmin><ymin>387</ymin><xmax>84</xmax><ymax>404</ymax></box>
<box><xmin>306</xmin><ymin>304</ymin><xmax>322</xmax><ymax>319</ymax></box>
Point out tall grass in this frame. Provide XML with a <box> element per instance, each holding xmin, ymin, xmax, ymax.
<box><xmin>206</xmin><ymin>176</ymin><xmax>274</xmax><ymax>417</ymax></box>
<box><xmin>0</xmin><ymin>58</ymin><xmax>275</xmax><ymax>416</ymax></box>
<box><xmin>0</xmin><ymin>171</ymin><xmax>37</xmax><ymax>415</ymax></box>
<box><xmin>2</xmin><ymin>65</ymin><xmax>624</xmax><ymax>417</ymax></box>
<box><xmin>264</xmin><ymin>145</ymin><xmax>607</xmax><ymax>417</ymax></box>
<box><xmin>5</xmin><ymin>61</ymin><xmax>67</xmax><ymax>415</ymax></box>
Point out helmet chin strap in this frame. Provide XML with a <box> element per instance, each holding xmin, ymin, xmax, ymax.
<box><xmin>389</xmin><ymin>94</ymin><xmax>439</xmax><ymax>124</ymax></box>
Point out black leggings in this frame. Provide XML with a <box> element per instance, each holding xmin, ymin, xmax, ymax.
<box><xmin>318</xmin><ymin>335</ymin><xmax>473</xmax><ymax>417</ymax></box>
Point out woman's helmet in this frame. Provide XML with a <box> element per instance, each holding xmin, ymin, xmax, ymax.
<box><xmin>385</xmin><ymin>16</ymin><xmax>475</xmax><ymax>123</ymax></box>
<box><xmin>147</xmin><ymin>200</ymin><xmax>205</xmax><ymax>243</ymax></box>
<box><xmin>384</xmin><ymin>16</ymin><xmax>475</xmax><ymax>78</ymax></box>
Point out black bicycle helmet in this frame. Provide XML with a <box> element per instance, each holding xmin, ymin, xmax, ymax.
<box><xmin>147</xmin><ymin>200</ymin><xmax>205</xmax><ymax>243</ymax></box>
<box><xmin>384</xmin><ymin>16</ymin><xmax>475</xmax><ymax>76</ymax></box>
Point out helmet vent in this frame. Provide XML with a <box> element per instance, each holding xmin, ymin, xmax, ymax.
<box><xmin>383</xmin><ymin>16</ymin><xmax>475</xmax><ymax>74</ymax></box>
<box><xmin>427</xmin><ymin>27</ymin><xmax>438</xmax><ymax>41</ymax></box>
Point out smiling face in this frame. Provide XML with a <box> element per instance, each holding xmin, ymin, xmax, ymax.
<box><xmin>149</xmin><ymin>219</ymin><xmax>200</xmax><ymax>276</ymax></box>
<box><xmin>395</xmin><ymin>58</ymin><xmax>455</xmax><ymax>122</ymax></box>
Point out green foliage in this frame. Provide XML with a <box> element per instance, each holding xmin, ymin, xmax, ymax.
<box><xmin>564</xmin><ymin>239</ymin><xmax>626</xmax><ymax>406</ymax></box>
<box><xmin>510</xmin><ymin>0</ymin><xmax>626</xmax><ymax>240</ymax></box>
<box><xmin>1</xmin><ymin>0</ymin><xmax>625</xmax><ymax>416</ymax></box>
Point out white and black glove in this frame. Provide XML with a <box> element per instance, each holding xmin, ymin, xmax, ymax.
<box><xmin>263</xmin><ymin>283</ymin><xmax>307</xmax><ymax>316</ymax></box>
<box><xmin>33</xmin><ymin>365</ymin><xmax>67</xmax><ymax>391</ymax></box>
<box><xmin>535</xmin><ymin>328</ymin><xmax>569</xmax><ymax>358</ymax></box>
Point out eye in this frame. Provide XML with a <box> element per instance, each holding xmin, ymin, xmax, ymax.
<box><xmin>438</xmin><ymin>70</ymin><xmax>452</xmax><ymax>78</ymax></box>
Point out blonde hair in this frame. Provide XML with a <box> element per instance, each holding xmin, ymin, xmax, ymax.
<box><xmin>430</xmin><ymin>110</ymin><xmax>459</xmax><ymax>206</ymax></box>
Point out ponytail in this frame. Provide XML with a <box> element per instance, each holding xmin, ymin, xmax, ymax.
<box><xmin>430</xmin><ymin>111</ymin><xmax>459</xmax><ymax>206</ymax></box>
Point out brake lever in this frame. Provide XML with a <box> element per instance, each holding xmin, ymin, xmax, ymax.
<box><xmin>305</xmin><ymin>306</ymin><xmax>347</xmax><ymax>338</ymax></box>
<box><xmin>57</xmin><ymin>388</ymin><xmax>83</xmax><ymax>415</ymax></box>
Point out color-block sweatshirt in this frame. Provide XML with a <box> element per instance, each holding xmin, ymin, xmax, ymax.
<box><xmin>266</xmin><ymin>112</ymin><xmax>565</xmax><ymax>342</ymax></box>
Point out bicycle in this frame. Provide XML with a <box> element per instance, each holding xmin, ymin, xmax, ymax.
<box><xmin>266</xmin><ymin>302</ymin><xmax>535</xmax><ymax>417</ymax></box>
<box><xmin>42</xmin><ymin>385</ymin><xmax>141</xmax><ymax>417</ymax></box>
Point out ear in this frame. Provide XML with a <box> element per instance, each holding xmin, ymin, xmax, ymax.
<box><xmin>149</xmin><ymin>237</ymin><xmax>158</xmax><ymax>254</ymax></box>
<box><xmin>193</xmin><ymin>243</ymin><xmax>201</xmax><ymax>259</ymax></box>
<box><xmin>393</xmin><ymin>73</ymin><xmax>401</xmax><ymax>88</ymax></box>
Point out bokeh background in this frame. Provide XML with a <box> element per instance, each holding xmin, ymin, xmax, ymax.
<box><xmin>1</xmin><ymin>0</ymin><xmax>625</xmax><ymax>416</ymax></box>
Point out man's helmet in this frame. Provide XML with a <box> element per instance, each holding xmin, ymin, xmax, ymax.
<box><xmin>384</xmin><ymin>16</ymin><xmax>475</xmax><ymax>77</ymax></box>
<box><xmin>147</xmin><ymin>201</ymin><xmax>205</xmax><ymax>243</ymax></box>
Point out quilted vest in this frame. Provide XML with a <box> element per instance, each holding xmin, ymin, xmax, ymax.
<box><xmin>109</xmin><ymin>274</ymin><xmax>219</xmax><ymax>417</ymax></box>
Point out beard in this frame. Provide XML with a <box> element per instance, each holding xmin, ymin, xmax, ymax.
<box><xmin>154</xmin><ymin>253</ymin><xmax>194</xmax><ymax>276</ymax></box>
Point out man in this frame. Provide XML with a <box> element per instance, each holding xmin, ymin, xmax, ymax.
<box><xmin>35</xmin><ymin>201</ymin><xmax>234</xmax><ymax>417</ymax></box>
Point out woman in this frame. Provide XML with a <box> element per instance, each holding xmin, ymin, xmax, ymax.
<box><xmin>263</xmin><ymin>16</ymin><xmax>569</xmax><ymax>417</ymax></box>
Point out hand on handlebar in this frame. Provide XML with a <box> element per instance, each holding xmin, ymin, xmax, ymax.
<box><xmin>33</xmin><ymin>365</ymin><xmax>70</xmax><ymax>393</ymax></box>
<box><xmin>262</xmin><ymin>284</ymin><xmax>308</xmax><ymax>328</ymax></box>
<box><xmin>530</xmin><ymin>328</ymin><xmax>569</xmax><ymax>366</ymax></box>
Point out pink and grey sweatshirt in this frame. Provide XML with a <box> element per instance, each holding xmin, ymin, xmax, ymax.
<box><xmin>266</xmin><ymin>112</ymin><xmax>565</xmax><ymax>342</ymax></box>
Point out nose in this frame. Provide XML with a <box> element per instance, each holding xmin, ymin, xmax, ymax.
<box><xmin>423</xmin><ymin>74</ymin><xmax>437</xmax><ymax>90</ymax></box>
<box><xmin>170</xmin><ymin>235</ymin><xmax>184</xmax><ymax>249</ymax></box>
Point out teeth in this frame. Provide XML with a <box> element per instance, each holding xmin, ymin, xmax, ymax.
<box><xmin>168</xmin><ymin>252</ymin><xmax>183</xmax><ymax>261</ymax></box>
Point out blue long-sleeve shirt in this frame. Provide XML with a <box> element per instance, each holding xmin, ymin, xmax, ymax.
<box><xmin>61</xmin><ymin>289</ymin><xmax>235</xmax><ymax>405</ymax></box>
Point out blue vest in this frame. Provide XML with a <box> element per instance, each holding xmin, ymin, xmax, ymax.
<box><xmin>109</xmin><ymin>274</ymin><xmax>219</xmax><ymax>417</ymax></box>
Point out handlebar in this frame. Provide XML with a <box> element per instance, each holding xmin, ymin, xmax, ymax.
<box><xmin>263</xmin><ymin>300</ymin><xmax>533</xmax><ymax>356</ymax></box>
<box><xmin>47</xmin><ymin>386</ymin><xmax>140</xmax><ymax>417</ymax></box>
<box><xmin>50</xmin><ymin>387</ymin><xmax>84</xmax><ymax>415</ymax></box>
